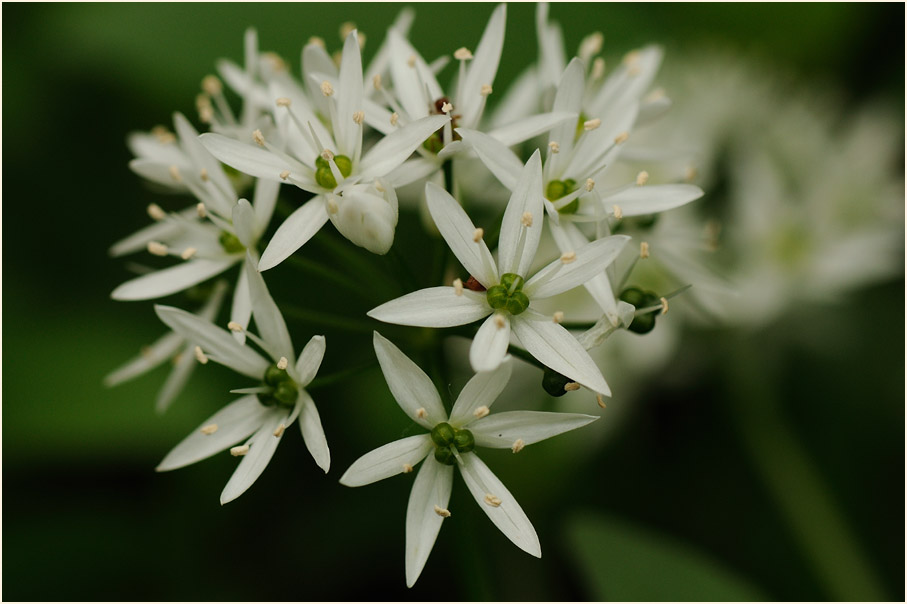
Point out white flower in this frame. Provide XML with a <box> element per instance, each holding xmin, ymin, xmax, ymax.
<box><xmin>368</xmin><ymin>151</ymin><xmax>626</xmax><ymax>395</ymax></box>
<box><xmin>200</xmin><ymin>29</ymin><xmax>449</xmax><ymax>264</ymax></box>
<box><xmin>340</xmin><ymin>332</ymin><xmax>597</xmax><ymax>587</ymax></box>
<box><xmin>154</xmin><ymin>259</ymin><xmax>329</xmax><ymax>504</ymax></box>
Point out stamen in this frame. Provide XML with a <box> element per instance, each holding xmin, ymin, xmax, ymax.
<box><xmin>494</xmin><ymin>314</ymin><xmax>506</xmax><ymax>329</ymax></box>
<box><xmin>415</xmin><ymin>407</ymin><xmax>427</xmax><ymax>419</ymax></box>
<box><xmin>521</xmin><ymin>211</ymin><xmax>534</xmax><ymax>227</ymax></box>
<box><xmin>194</xmin><ymin>346</ymin><xmax>209</xmax><ymax>364</ymax></box>
<box><xmin>307</xmin><ymin>36</ymin><xmax>326</xmax><ymax>48</ymax></box>
<box><xmin>200</xmin><ymin>423</ymin><xmax>218</xmax><ymax>435</ymax></box>
<box><xmin>199</xmin><ymin>168</ymin><xmax>209</xmax><ymax>182</ymax></box>
<box><xmin>636</xmin><ymin>171</ymin><xmax>649</xmax><ymax>186</ymax></box>
<box><xmin>321</xmin><ymin>148</ymin><xmax>335</xmax><ymax>161</ymax></box>
<box><xmin>357</xmin><ymin>32</ymin><xmax>366</xmax><ymax>49</ymax></box>
<box><xmin>320</xmin><ymin>81</ymin><xmax>334</xmax><ymax>97</ymax></box>
<box><xmin>579</xmin><ymin>32</ymin><xmax>604</xmax><ymax>60</ymax></box>
<box><xmin>402</xmin><ymin>463</ymin><xmax>414</xmax><ymax>473</ymax></box>
<box><xmin>612</xmin><ymin>205</ymin><xmax>623</xmax><ymax>220</ymax></box>
<box><xmin>196</xmin><ymin>94</ymin><xmax>214</xmax><ymax>123</ymax></box>
<box><xmin>548</xmin><ymin>141</ymin><xmax>560</xmax><ymax>154</ymax></box>
<box><xmin>564</xmin><ymin>382</ymin><xmax>581</xmax><ymax>391</ymax></box>
<box><xmin>484</xmin><ymin>493</ymin><xmax>502</xmax><ymax>507</ymax></box>
<box><xmin>252</xmin><ymin>129</ymin><xmax>266</xmax><ymax>146</ymax></box>
<box><xmin>585</xmin><ymin>178</ymin><xmax>595</xmax><ymax>192</ymax></box>
<box><xmin>583</xmin><ymin>118</ymin><xmax>602</xmax><ymax>131</ymax></box>
<box><xmin>553</xmin><ymin>311</ymin><xmax>565</xmax><ymax>324</ymax></box>
<box><xmin>645</xmin><ymin>88</ymin><xmax>666</xmax><ymax>102</ymax></box>
<box><xmin>227</xmin><ymin>321</ymin><xmax>243</xmax><ymax>332</ymax></box>
<box><xmin>277</xmin><ymin>357</ymin><xmax>288</xmax><ymax>370</ymax></box>
<box><xmin>279</xmin><ymin>170</ymin><xmax>290</xmax><ymax>180</ymax></box>
<box><xmin>326</xmin><ymin>197</ymin><xmax>339</xmax><ymax>214</ymax></box>
<box><xmin>441</xmin><ymin>102</ymin><xmax>453</xmax><ymax>113</ymax></box>
<box><xmin>230</xmin><ymin>445</ymin><xmax>250</xmax><ymax>456</ymax></box>
<box><xmin>339</xmin><ymin>22</ymin><xmax>356</xmax><ymax>39</ymax></box>
<box><xmin>372</xmin><ymin>74</ymin><xmax>382</xmax><ymax>90</ymax></box>
<box><xmin>597</xmin><ymin>394</ymin><xmax>607</xmax><ymax>409</ymax></box>
<box><xmin>201</xmin><ymin>75</ymin><xmax>222</xmax><ymax>96</ymax></box>
<box><xmin>560</xmin><ymin>251</ymin><xmax>577</xmax><ymax>264</ymax></box>
<box><xmin>480</xmin><ymin>84</ymin><xmax>493</xmax><ymax>96</ymax></box>
<box><xmin>273</xmin><ymin>423</ymin><xmax>286</xmax><ymax>438</ymax></box>
<box><xmin>623</xmin><ymin>50</ymin><xmax>641</xmax><ymax>66</ymax></box>
<box><xmin>151</xmin><ymin>126</ymin><xmax>176</xmax><ymax>144</ymax></box>
<box><xmin>685</xmin><ymin>166</ymin><xmax>698</xmax><ymax>182</ymax></box>
<box><xmin>168</xmin><ymin>165</ymin><xmax>182</xmax><ymax>182</ymax></box>
<box><xmin>275</xmin><ymin>97</ymin><xmax>291</xmax><ymax>107</ymax></box>
<box><xmin>180</xmin><ymin>247</ymin><xmax>197</xmax><ymax>260</ymax></box>
<box><xmin>660</xmin><ymin>297</ymin><xmax>669</xmax><ymax>315</ymax></box>
<box><xmin>406</xmin><ymin>54</ymin><xmax>416</xmax><ymax>68</ymax></box>
<box><xmin>453</xmin><ymin>278</ymin><xmax>464</xmax><ymax>296</ymax></box>
<box><xmin>433</xmin><ymin>505</ymin><xmax>451</xmax><ymax>518</ymax></box>
<box><xmin>614</xmin><ymin>131</ymin><xmax>629</xmax><ymax>145</ymax></box>
<box><xmin>389</xmin><ymin>112</ymin><xmax>399</xmax><ymax>126</ymax></box>
<box><xmin>453</xmin><ymin>47</ymin><xmax>473</xmax><ymax>60</ymax></box>
<box><xmin>591</xmin><ymin>57</ymin><xmax>605</xmax><ymax>80</ymax></box>
<box><xmin>147</xmin><ymin>241</ymin><xmax>169</xmax><ymax>256</ymax></box>
<box><xmin>146</xmin><ymin>203</ymin><xmax>166</xmax><ymax>221</ymax></box>
<box><xmin>352</xmin><ymin>110</ymin><xmax>365</xmax><ymax>125</ymax></box>
<box><xmin>171</xmin><ymin>352</ymin><xmax>183</xmax><ymax>366</ymax></box>
<box><xmin>473</xmin><ymin>405</ymin><xmax>490</xmax><ymax>419</ymax></box>
<box><xmin>511</xmin><ymin>438</ymin><xmax>525</xmax><ymax>453</ymax></box>
<box><xmin>473</xmin><ymin>227</ymin><xmax>484</xmax><ymax>242</ymax></box>
<box><xmin>640</xmin><ymin>241</ymin><xmax>650</xmax><ymax>259</ymax></box>
<box><xmin>196</xmin><ymin>203</ymin><xmax>207</xmax><ymax>218</ymax></box>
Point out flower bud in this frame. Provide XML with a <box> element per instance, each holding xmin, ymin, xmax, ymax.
<box><xmin>328</xmin><ymin>184</ymin><xmax>399</xmax><ymax>254</ymax></box>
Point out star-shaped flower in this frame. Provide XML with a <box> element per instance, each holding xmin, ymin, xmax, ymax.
<box><xmin>368</xmin><ymin>151</ymin><xmax>626</xmax><ymax>395</ymax></box>
<box><xmin>340</xmin><ymin>332</ymin><xmax>597</xmax><ymax>586</ymax></box>
<box><xmin>154</xmin><ymin>258</ymin><xmax>329</xmax><ymax>504</ymax></box>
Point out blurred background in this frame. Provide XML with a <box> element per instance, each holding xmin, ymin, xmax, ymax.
<box><xmin>3</xmin><ymin>3</ymin><xmax>903</xmax><ymax>601</ymax></box>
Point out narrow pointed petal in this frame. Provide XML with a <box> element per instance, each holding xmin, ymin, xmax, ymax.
<box><xmin>252</xmin><ymin>178</ymin><xmax>281</xmax><ymax>236</ymax></box>
<box><xmin>108</xmin><ymin>208</ymin><xmax>194</xmax><ymax>257</ymax></box>
<box><xmin>230</xmin><ymin>263</ymin><xmax>252</xmax><ymax>345</ymax></box>
<box><xmin>172</xmin><ymin>112</ymin><xmax>234</xmax><ymax>196</ymax></box>
<box><xmin>358</xmin><ymin>115</ymin><xmax>449</xmax><ymax>179</ymax></box>
<box><xmin>605</xmin><ymin>184</ymin><xmax>704</xmax><ymax>216</ymax></box>
<box><xmin>524</xmin><ymin>235</ymin><xmax>630</xmax><ymax>299</ymax></box>
<box><xmin>104</xmin><ymin>331</ymin><xmax>183</xmax><ymax>387</ymax></box>
<box><xmin>548</xmin><ymin>58</ymin><xmax>586</xmax><ymax>176</ymax></box>
<box><xmin>199</xmin><ymin>133</ymin><xmax>293</xmax><ymax>183</ymax></box>
<box><xmin>499</xmin><ymin>150</ymin><xmax>544</xmax><ymax>277</ymax></box>
<box><xmin>111</xmin><ymin>258</ymin><xmax>235</xmax><ymax>301</ymax></box>
<box><xmin>457</xmin><ymin>127</ymin><xmax>522</xmax><ymax>190</ymax></box>
<box><xmin>471</xmin><ymin>411</ymin><xmax>598</xmax><ymax>448</ymax></box>
<box><xmin>340</xmin><ymin>434</ymin><xmax>433</xmax><ymax>487</ymax></box>
<box><xmin>425</xmin><ymin>182</ymin><xmax>498</xmax><ymax>287</ymax></box>
<box><xmin>459</xmin><ymin>3</ymin><xmax>506</xmax><ymax>128</ymax></box>
<box><xmin>232</xmin><ymin>199</ymin><xmax>257</xmax><ymax>248</ymax></box>
<box><xmin>457</xmin><ymin>452</ymin><xmax>541</xmax><ymax>557</ymax></box>
<box><xmin>258</xmin><ymin>196</ymin><xmax>329</xmax><ymax>271</ymax></box>
<box><xmin>156</xmin><ymin>395</ymin><xmax>270</xmax><ymax>471</ymax></box>
<box><xmin>336</xmin><ymin>30</ymin><xmax>365</xmax><ymax>156</ymax></box>
<box><xmin>154</xmin><ymin>342</ymin><xmax>197</xmax><ymax>413</ymax></box>
<box><xmin>221</xmin><ymin>410</ymin><xmax>288</xmax><ymax>504</ymax></box>
<box><xmin>294</xmin><ymin>335</ymin><xmax>326</xmax><ymax>387</ymax></box>
<box><xmin>363</xmin><ymin>97</ymin><xmax>395</xmax><ymax>135</ymax></box>
<box><xmin>548</xmin><ymin>221</ymin><xmax>620</xmax><ymax>322</ymax></box>
<box><xmin>569</xmin><ymin>102</ymin><xmax>640</xmax><ymax>179</ymax></box>
<box><xmin>389</xmin><ymin>30</ymin><xmax>439</xmax><ymax>120</ymax></box>
<box><xmin>486</xmin><ymin>110</ymin><xmax>576</xmax><ymax>148</ymax></box>
<box><xmin>155</xmin><ymin>305</ymin><xmax>269</xmax><ymax>379</ymax></box>
<box><xmin>588</xmin><ymin>45</ymin><xmax>663</xmax><ymax>118</ymax></box>
<box><xmin>373</xmin><ymin>332</ymin><xmax>447</xmax><ymax>428</ymax></box>
<box><xmin>128</xmin><ymin>158</ymin><xmax>191</xmax><ymax>192</ymax></box>
<box><xmin>243</xmin><ymin>257</ymin><xmax>294</xmax><ymax>361</ymax></box>
<box><xmin>470</xmin><ymin>313</ymin><xmax>511</xmax><ymax>373</ymax></box>
<box><xmin>405</xmin><ymin>457</ymin><xmax>454</xmax><ymax>587</ymax></box>
<box><xmin>297</xmin><ymin>389</ymin><xmax>330</xmax><ymax>473</ymax></box>
<box><xmin>386</xmin><ymin>157</ymin><xmax>440</xmax><ymax>188</ymax></box>
<box><xmin>368</xmin><ymin>287</ymin><xmax>490</xmax><ymax>328</ymax></box>
<box><xmin>449</xmin><ymin>360</ymin><xmax>512</xmax><ymax>426</ymax></box>
<box><xmin>511</xmin><ymin>314</ymin><xmax>610</xmax><ymax>395</ymax></box>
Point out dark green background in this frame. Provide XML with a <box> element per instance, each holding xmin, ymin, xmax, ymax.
<box><xmin>3</xmin><ymin>3</ymin><xmax>903</xmax><ymax>601</ymax></box>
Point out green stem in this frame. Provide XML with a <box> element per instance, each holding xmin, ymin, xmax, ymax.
<box><xmin>281</xmin><ymin>304</ymin><xmax>375</xmax><ymax>334</ymax></box>
<box><xmin>311</xmin><ymin>230</ymin><xmax>397</xmax><ymax>299</ymax></box>
<box><xmin>506</xmin><ymin>344</ymin><xmax>547</xmax><ymax>372</ymax></box>
<box><xmin>306</xmin><ymin>360</ymin><xmax>378</xmax><ymax>390</ymax></box>
<box><xmin>386</xmin><ymin>245</ymin><xmax>420</xmax><ymax>292</ymax></box>
<box><xmin>282</xmin><ymin>255</ymin><xmax>375</xmax><ymax>301</ymax></box>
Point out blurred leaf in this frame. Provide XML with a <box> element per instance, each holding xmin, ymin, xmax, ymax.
<box><xmin>565</xmin><ymin>512</ymin><xmax>765</xmax><ymax>601</ymax></box>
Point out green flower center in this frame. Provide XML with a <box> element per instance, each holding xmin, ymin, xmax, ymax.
<box><xmin>219</xmin><ymin>230</ymin><xmax>246</xmax><ymax>254</ymax></box>
<box><xmin>546</xmin><ymin>178</ymin><xmax>579</xmax><ymax>214</ymax></box>
<box><xmin>430</xmin><ymin>422</ymin><xmax>475</xmax><ymax>465</ymax></box>
<box><xmin>619</xmin><ymin>286</ymin><xmax>661</xmax><ymax>334</ymax></box>
<box><xmin>257</xmin><ymin>363</ymin><xmax>299</xmax><ymax>408</ymax></box>
<box><xmin>486</xmin><ymin>273</ymin><xmax>530</xmax><ymax>315</ymax></box>
<box><xmin>314</xmin><ymin>155</ymin><xmax>352</xmax><ymax>189</ymax></box>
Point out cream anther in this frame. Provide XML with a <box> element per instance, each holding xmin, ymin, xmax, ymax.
<box><xmin>200</xmin><ymin>423</ymin><xmax>218</xmax><ymax>435</ymax></box>
<box><xmin>279</xmin><ymin>170</ymin><xmax>290</xmax><ymax>180</ymax></box>
<box><xmin>548</xmin><ymin>141</ymin><xmax>560</xmax><ymax>154</ymax></box>
<box><xmin>521</xmin><ymin>211</ymin><xmax>534</xmax><ymax>227</ymax></box>
<box><xmin>441</xmin><ymin>102</ymin><xmax>453</xmax><ymax>113</ymax></box>
<box><xmin>583</xmin><ymin>118</ymin><xmax>602</xmax><ymax>131</ymax></box>
<box><xmin>230</xmin><ymin>445</ymin><xmax>250</xmax><ymax>457</ymax></box>
<box><xmin>591</xmin><ymin>57</ymin><xmax>606</xmax><ymax>80</ymax></box>
<box><xmin>481</xmin><ymin>84</ymin><xmax>493</xmax><ymax>96</ymax></box>
<box><xmin>473</xmin><ymin>405</ymin><xmax>490</xmax><ymax>419</ymax></box>
<box><xmin>320</xmin><ymin>81</ymin><xmax>334</xmax><ymax>97</ymax></box>
<box><xmin>151</xmin><ymin>126</ymin><xmax>176</xmax><ymax>144</ymax></box>
<box><xmin>597</xmin><ymin>394</ymin><xmax>607</xmax><ymax>408</ymax></box>
<box><xmin>484</xmin><ymin>493</ymin><xmax>502</xmax><ymax>507</ymax></box>
<box><xmin>473</xmin><ymin>227</ymin><xmax>484</xmax><ymax>242</ymax></box>
<box><xmin>180</xmin><ymin>247</ymin><xmax>197</xmax><ymax>260</ymax></box>
<box><xmin>168</xmin><ymin>165</ymin><xmax>182</xmax><ymax>182</ymax></box>
<box><xmin>415</xmin><ymin>407</ymin><xmax>427</xmax><ymax>419</ymax></box>
<box><xmin>147</xmin><ymin>203</ymin><xmax>166</xmax><ymax>221</ymax></box>
<box><xmin>511</xmin><ymin>438</ymin><xmax>525</xmax><ymax>453</ymax></box>
<box><xmin>352</xmin><ymin>110</ymin><xmax>365</xmax><ymax>125</ymax></box>
<box><xmin>494</xmin><ymin>314</ymin><xmax>506</xmax><ymax>329</ymax></box>
<box><xmin>275</xmin><ymin>97</ymin><xmax>291</xmax><ymax>107</ymax></box>
<box><xmin>327</xmin><ymin>197</ymin><xmax>339</xmax><ymax>214</ymax></box>
<box><xmin>636</xmin><ymin>171</ymin><xmax>649</xmax><ymax>186</ymax></box>
<box><xmin>645</xmin><ymin>88</ymin><xmax>666</xmax><ymax>102</ymax></box>
<box><xmin>147</xmin><ymin>241</ymin><xmax>169</xmax><ymax>257</ymax></box>
<box><xmin>585</xmin><ymin>178</ymin><xmax>595</xmax><ymax>192</ymax></box>
<box><xmin>277</xmin><ymin>357</ymin><xmax>289</xmax><ymax>370</ymax></box>
<box><xmin>564</xmin><ymin>382</ymin><xmax>581</xmax><ymax>391</ymax></box>
<box><xmin>553</xmin><ymin>311</ymin><xmax>565</xmax><ymax>324</ymax></box>
<box><xmin>406</xmin><ymin>54</ymin><xmax>416</xmax><ymax>68</ymax></box>
<box><xmin>307</xmin><ymin>36</ymin><xmax>326</xmax><ymax>49</ymax></box>
<box><xmin>433</xmin><ymin>505</ymin><xmax>451</xmax><ymax>518</ymax></box>
<box><xmin>200</xmin><ymin>168</ymin><xmax>209</xmax><ymax>182</ymax></box>
<box><xmin>640</xmin><ymin>241</ymin><xmax>650</xmax><ymax>259</ymax></box>
<box><xmin>372</xmin><ymin>74</ymin><xmax>382</xmax><ymax>90</ymax></box>
<box><xmin>321</xmin><ymin>148</ymin><xmax>335</xmax><ymax>161</ymax></box>
<box><xmin>612</xmin><ymin>205</ymin><xmax>623</xmax><ymax>220</ymax></box>
<box><xmin>252</xmin><ymin>129</ymin><xmax>266</xmax><ymax>146</ymax></box>
<box><xmin>453</xmin><ymin>47</ymin><xmax>473</xmax><ymax>60</ymax></box>
<box><xmin>194</xmin><ymin>346</ymin><xmax>209</xmax><ymax>364</ymax></box>
<box><xmin>202</xmin><ymin>75</ymin><xmax>222</xmax><ymax>95</ymax></box>
<box><xmin>339</xmin><ymin>22</ymin><xmax>356</xmax><ymax>39</ymax></box>
<box><xmin>227</xmin><ymin>321</ymin><xmax>243</xmax><ymax>332</ymax></box>
<box><xmin>660</xmin><ymin>297</ymin><xmax>669</xmax><ymax>315</ymax></box>
<box><xmin>560</xmin><ymin>251</ymin><xmax>577</xmax><ymax>264</ymax></box>
<box><xmin>196</xmin><ymin>203</ymin><xmax>207</xmax><ymax>218</ymax></box>
<box><xmin>685</xmin><ymin>166</ymin><xmax>698</xmax><ymax>182</ymax></box>
<box><xmin>614</xmin><ymin>131</ymin><xmax>629</xmax><ymax>145</ymax></box>
<box><xmin>402</xmin><ymin>463</ymin><xmax>414</xmax><ymax>473</ymax></box>
<box><xmin>273</xmin><ymin>423</ymin><xmax>286</xmax><ymax>438</ymax></box>
<box><xmin>390</xmin><ymin>112</ymin><xmax>399</xmax><ymax>126</ymax></box>
<box><xmin>580</xmin><ymin>32</ymin><xmax>604</xmax><ymax>58</ymax></box>
<box><xmin>453</xmin><ymin>278</ymin><xmax>464</xmax><ymax>296</ymax></box>
<box><xmin>623</xmin><ymin>50</ymin><xmax>642</xmax><ymax>66</ymax></box>
<box><xmin>357</xmin><ymin>32</ymin><xmax>366</xmax><ymax>49</ymax></box>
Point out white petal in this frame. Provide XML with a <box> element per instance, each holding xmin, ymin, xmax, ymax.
<box><xmin>362</xmin><ymin>97</ymin><xmax>396</xmax><ymax>135</ymax></box>
<box><xmin>230</xmin><ymin>264</ymin><xmax>252</xmax><ymax>345</ymax></box>
<box><xmin>470</xmin><ymin>411</ymin><xmax>598</xmax><ymax>448</ymax></box>
<box><xmin>258</xmin><ymin>196</ymin><xmax>329</xmax><ymax>271</ymax></box>
<box><xmin>329</xmin><ymin>189</ymin><xmax>398</xmax><ymax>255</ymax></box>
<box><xmin>294</xmin><ymin>335</ymin><xmax>326</xmax><ymax>386</ymax></box>
<box><xmin>458</xmin><ymin>3</ymin><xmax>506</xmax><ymax>128</ymax></box>
<box><xmin>199</xmin><ymin>133</ymin><xmax>292</xmax><ymax>182</ymax></box>
<box><xmin>252</xmin><ymin>178</ymin><xmax>281</xmax><ymax>237</ymax></box>
<box><xmin>389</xmin><ymin>30</ymin><xmax>437</xmax><ymax>120</ymax></box>
<box><xmin>386</xmin><ymin>157</ymin><xmax>440</xmax><ymax>188</ymax></box>
<box><xmin>486</xmin><ymin>110</ymin><xmax>576</xmax><ymax>148</ymax></box>
<box><xmin>297</xmin><ymin>389</ymin><xmax>330</xmax><ymax>473</ymax></box>
<box><xmin>340</xmin><ymin>434</ymin><xmax>433</xmax><ymax>487</ymax></box>
<box><xmin>172</xmin><ymin>112</ymin><xmax>234</xmax><ymax>198</ymax></box>
<box><xmin>155</xmin><ymin>342</ymin><xmax>197</xmax><ymax>413</ymax></box>
<box><xmin>449</xmin><ymin>360</ymin><xmax>512</xmax><ymax>427</ymax></box>
<box><xmin>220</xmin><ymin>409</ymin><xmax>288</xmax><ymax>504</ymax></box>
<box><xmin>588</xmin><ymin>45</ymin><xmax>663</xmax><ymax>118</ymax></box>
<box><xmin>405</xmin><ymin>456</ymin><xmax>454</xmax><ymax>587</ymax></box>
<box><xmin>108</xmin><ymin>208</ymin><xmax>194</xmax><ymax>257</ymax></box>
<box><xmin>548</xmin><ymin>58</ymin><xmax>586</xmax><ymax>176</ymax></box>
<box><xmin>111</xmin><ymin>258</ymin><xmax>235</xmax><ymax>301</ymax></box>
<box><xmin>128</xmin><ymin>158</ymin><xmax>191</xmax><ymax>191</ymax></box>
<box><xmin>156</xmin><ymin>395</ymin><xmax>270</xmax><ymax>471</ymax></box>
<box><xmin>336</xmin><ymin>30</ymin><xmax>364</xmax><ymax>156</ymax></box>
<box><xmin>104</xmin><ymin>331</ymin><xmax>184</xmax><ymax>387</ymax></box>
<box><xmin>604</xmin><ymin>184</ymin><xmax>704</xmax><ymax>216</ymax></box>
<box><xmin>154</xmin><ymin>305</ymin><xmax>269</xmax><ymax>379</ymax></box>
<box><xmin>568</xmin><ymin>102</ymin><xmax>640</xmax><ymax>179</ymax></box>
<box><xmin>373</xmin><ymin>332</ymin><xmax>447</xmax><ymax>428</ymax></box>
<box><xmin>470</xmin><ymin>313</ymin><xmax>511</xmax><ymax>373</ymax></box>
<box><xmin>243</xmin><ymin>258</ymin><xmax>294</xmax><ymax>361</ymax></box>
<box><xmin>523</xmin><ymin>235</ymin><xmax>630</xmax><ymax>299</ymax></box>
<box><xmin>499</xmin><ymin>150</ymin><xmax>544</xmax><ymax>277</ymax></box>
<box><xmin>548</xmin><ymin>221</ymin><xmax>620</xmax><ymax>322</ymax></box>
<box><xmin>425</xmin><ymin>182</ymin><xmax>498</xmax><ymax>287</ymax></box>
<box><xmin>457</xmin><ymin>127</ymin><xmax>522</xmax><ymax>191</ymax></box>
<box><xmin>368</xmin><ymin>287</ymin><xmax>490</xmax><ymax>328</ymax></box>
<box><xmin>456</xmin><ymin>452</ymin><xmax>540</xmax><ymax>557</ymax></box>
<box><xmin>232</xmin><ymin>199</ymin><xmax>257</xmax><ymax>248</ymax></box>
<box><xmin>358</xmin><ymin>115</ymin><xmax>449</xmax><ymax>179</ymax></box>
<box><xmin>511</xmin><ymin>313</ymin><xmax>610</xmax><ymax>395</ymax></box>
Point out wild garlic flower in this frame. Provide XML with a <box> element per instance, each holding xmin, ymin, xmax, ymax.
<box><xmin>341</xmin><ymin>333</ymin><xmax>597</xmax><ymax>586</ymax></box>
<box><xmin>201</xmin><ymin>29</ymin><xmax>449</xmax><ymax>263</ymax></box>
<box><xmin>369</xmin><ymin>152</ymin><xmax>625</xmax><ymax>395</ymax></box>
<box><xmin>155</xmin><ymin>259</ymin><xmax>329</xmax><ymax>504</ymax></box>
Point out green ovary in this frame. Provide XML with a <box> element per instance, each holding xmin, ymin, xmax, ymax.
<box><xmin>219</xmin><ymin>231</ymin><xmax>246</xmax><ymax>254</ymax></box>
<box><xmin>257</xmin><ymin>363</ymin><xmax>299</xmax><ymax>408</ymax></box>
<box><xmin>486</xmin><ymin>273</ymin><xmax>530</xmax><ymax>315</ymax></box>
<box><xmin>429</xmin><ymin>422</ymin><xmax>476</xmax><ymax>465</ymax></box>
<box><xmin>546</xmin><ymin>178</ymin><xmax>579</xmax><ymax>214</ymax></box>
<box><xmin>314</xmin><ymin>155</ymin><xmax>352</xmax><ymax>189</ymax></box>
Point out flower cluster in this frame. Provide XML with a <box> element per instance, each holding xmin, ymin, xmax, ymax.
<box><xmin>108</xmin><ymin>3</ymin><xmax>705</xmax><ymax>586</ymax></box>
